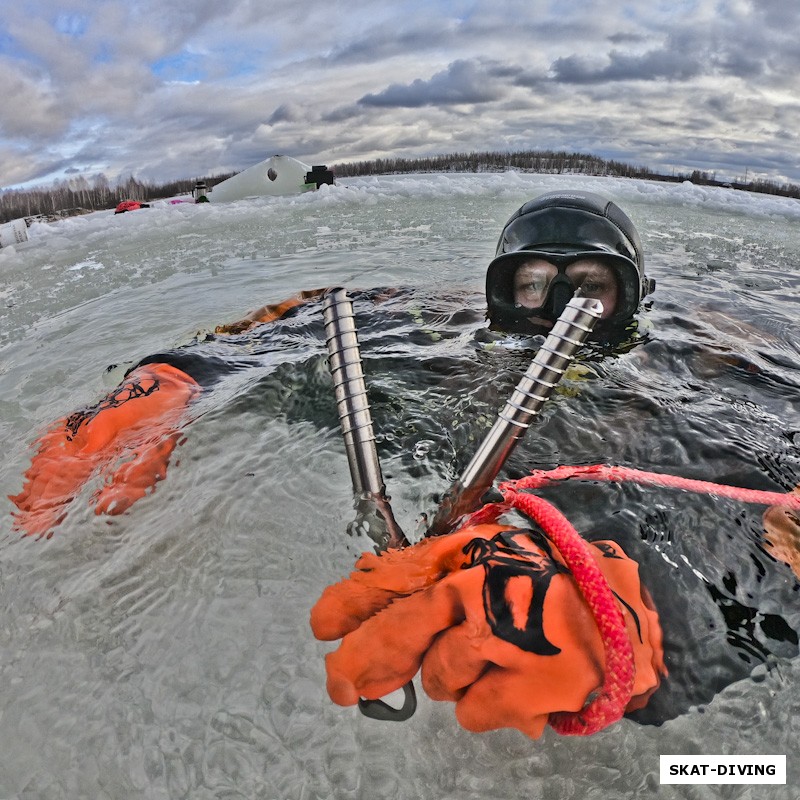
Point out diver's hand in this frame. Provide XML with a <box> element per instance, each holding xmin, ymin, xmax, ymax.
<box><xmin>92</xmin><ymin>431</ymin><xmax>184</xmax><ymax>515</ymax></box>
<box><xmin>311</xmin><ymin>524</ymin><xmax>664</xmax><ymax>738</ymax></box>
<box><xmin>10</xmin><ymin>363</ymin><xmax>200</xmax><ymax>537</ymax></box>
<box><xmin>763</xmin><ymin>488</ymin><xmax>800</xmax><ymax>580</ymax></box>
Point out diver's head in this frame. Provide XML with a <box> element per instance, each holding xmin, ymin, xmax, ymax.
<box><xmin>486</xmin><ymin>190</ymin><xmax>655</xmax><ymax>333</ymax></box>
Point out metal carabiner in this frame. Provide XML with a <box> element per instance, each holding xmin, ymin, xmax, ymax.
<box><xmin>358</xmin><ymin>681</ymin><xmax>417</xmax><ymax>722</ymax></box>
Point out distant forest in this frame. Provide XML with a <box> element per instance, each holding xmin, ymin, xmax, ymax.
<box><xmin>0</xmin><ymin>173</ymin><xmax>236</xmax><ymax>225</ymax></box>
<box><xmin>3</xmin><ymin>149</ymin><xmax>800</xmax><ymax>224</ymax></box>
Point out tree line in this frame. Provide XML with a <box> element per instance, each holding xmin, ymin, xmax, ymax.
<box><xmin>333</xmin><ymin>150</ymin><xmax>659</xmax><ymax>180</ymax></box>
<box><xmin>3</xmin><ymin>149</ymin><xmax>800</xmax><ymax>224</ymax></box>
<box><xmin>0</xmin><ymin>172</ymin><xmax>234</xmax><ymax>224</ymax></box>
<box><xmin>334</xmin><ymin>150</ymin><xmax>800</xmax><ymax>199</ymax></box>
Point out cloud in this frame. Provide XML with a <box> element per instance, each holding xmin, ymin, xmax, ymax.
<box><xmin>0</xmin><ymin>59</ymin><xmax>70</xmax><ymax>142</ymax></box>
<box><xmin>551</xmin><ymin>43</ymin><xmax>704</xmax><ymax>84</ymax></box>
<box><xmin>2</xmin><ymin>0</ymin><xmax>800</xmax><ymax>189</ymax></box>
<box><xmin>326</xmin><ymin>18</ymin><xmax>461</xmax><ymax>66</ymax></box>
<box><xmin>358</xmin><ymin>59</ymin><xmax>506</xmax><ymax>108</ymax></box>
<box><xmin>268</xmin><ymin>104</ymin><xmax>302</xmax><ymax>124</ymax></box>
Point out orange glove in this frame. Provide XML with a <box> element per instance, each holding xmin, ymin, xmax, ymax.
<box><xmin>311</xmin><ymin>522</ymin><xmax>665</xmax><ymax>739</ymax></box>
<box><xmin>10</xmin><ymin>363</ymin><xmax>200</xmax><ymax>537</ymax></box>
<box><xmin>763</xmin><ymin>487</ymin><xmax>800</xmax><ymax>580</ymax></box>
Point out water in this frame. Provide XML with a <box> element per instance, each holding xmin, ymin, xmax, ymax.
<box><xmin>1</xmin><ymin>173</ymin><xmax>799</xmax><ymax>798</ymax></box>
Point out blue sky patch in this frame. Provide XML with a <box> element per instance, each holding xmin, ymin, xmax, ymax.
<box><xmin>151</xmin><ymin>51</ymin><xmax>208</xmax><ymax>83</ymax></box>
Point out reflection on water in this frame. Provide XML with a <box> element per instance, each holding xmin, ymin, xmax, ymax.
<box><xmin>1</xmin><ymin>174</ymin><xmax>799</xmax><ymax>798</ymax></box>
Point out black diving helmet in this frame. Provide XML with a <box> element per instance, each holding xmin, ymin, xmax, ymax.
<box><xmin>486</xmin><ymin>190</ymin><xmax>655</xmax><ymax>332</ymax></box>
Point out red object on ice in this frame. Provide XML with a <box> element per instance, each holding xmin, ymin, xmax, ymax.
<box><xmin>114</xmin><ymin>200</ymin><xmax>144</xmax><ymax>214</ymax></box>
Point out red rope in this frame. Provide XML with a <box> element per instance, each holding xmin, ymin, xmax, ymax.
<box><xmin>503</xmin><ymin>464</ymin><xmax>800</xmax><ymax>508</ymax></box>
<box><xmin>507</xmin><ymin>489</ymin><xmax>636</xmax><ymax>735</ymax></box>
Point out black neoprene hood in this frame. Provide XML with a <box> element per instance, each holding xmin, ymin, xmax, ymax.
<box><xmin>486</xmin><ymin>190</ymin><xmax>654</xmax><ymax>329</ymax></box>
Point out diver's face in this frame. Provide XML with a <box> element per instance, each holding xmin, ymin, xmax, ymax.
<box><xmin>513</xmin><ymin>258</ymin><xmax>619</xmax><ymax>324</ymax></box>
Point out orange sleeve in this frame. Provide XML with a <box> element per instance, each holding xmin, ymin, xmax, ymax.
<box><xmin>10</xmin><ymin>363</ymin><xmax>200</xmax><ymax>537</ymax></box>
<box><xmin>214</xmin><ymin>288</ymin><xmax>329</xmax><ymax>335</ymax></box>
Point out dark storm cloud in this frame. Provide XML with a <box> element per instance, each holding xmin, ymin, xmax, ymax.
<box><xmin>358</xmin><ymin>59</ymin><xmax>505</xmax><ymax>108</ymax></box>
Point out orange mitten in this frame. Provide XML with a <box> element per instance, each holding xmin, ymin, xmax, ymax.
<box><xmin>10</xmin><ymin>363</ymin><xmax>200</xmax><ymax>537</ymax></box>
<box><xmin>763</xmin><ymin>487</ymin><xmax>800</xmax><ymax>581</ymax></box>
<box><xmin>311</xmin><ymin>523</ymin><xmax>665</xmax><ymax>738</ymax></box>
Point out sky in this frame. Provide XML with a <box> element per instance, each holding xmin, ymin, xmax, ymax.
<box><xmin>2</xmin><ymin>0</ymin><xmax>800</xmax><ymax>191</ymax></box>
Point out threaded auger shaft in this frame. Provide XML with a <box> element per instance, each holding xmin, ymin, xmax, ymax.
<box><xmin>323</xmin><ymin>288</ymin><xmax>384</xmax><ymax>497</ymax></box>
<box><xmin>428</xmin><ymin>297</ymin><xmax>603</xmax><ymax>535</ymax></box>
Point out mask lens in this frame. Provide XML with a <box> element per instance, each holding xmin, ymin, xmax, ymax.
<box><xmin>513</xmin><ymin>262</ymin><xmax>557</xmax><ymax>308</ymax></box>
<box><xmin>565</xmin><ymin>262</ymin><xmax>619</xmax><ymax>314</ymax></box>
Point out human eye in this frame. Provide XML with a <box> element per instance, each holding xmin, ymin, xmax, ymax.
<box><xmin>515</xmin><ymin>278</ymin><xmax>548</xmax><ymax>305</ymax></box>
<box><xmin>581</xmin><ymin>281</ymin><xmax>604</xmax><ymax>296</ymax></box>
<box><xmin>524</xmin><ymin>276</ymin><xmax>548</xmax><ymax>293</ymax></box>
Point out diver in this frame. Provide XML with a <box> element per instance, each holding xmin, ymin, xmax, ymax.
<box><xmin>11</xmin><ymin>189</ymin><xmax>655</xmax><ymax>538</ymax></box>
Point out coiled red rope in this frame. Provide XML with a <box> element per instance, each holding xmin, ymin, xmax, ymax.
<box><xmin>460</xmin><ymin>463</ymin><xmax>799</xmax><ymax>736</ymax></box>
